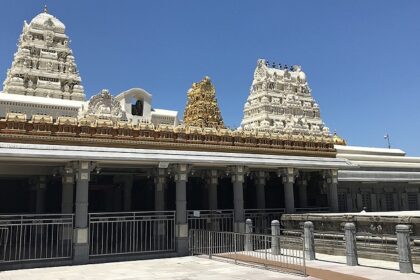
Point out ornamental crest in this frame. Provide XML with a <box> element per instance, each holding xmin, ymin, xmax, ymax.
<box><xmin>85</xmin><ymin>89</ymin><xmax>126</xmax><ymax>121</ymax></box>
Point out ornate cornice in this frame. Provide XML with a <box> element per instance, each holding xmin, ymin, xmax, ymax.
<box><xmin>0</xmin><ymin>113</ymin><xmax>336</xmax><ymax>158</ymax></box>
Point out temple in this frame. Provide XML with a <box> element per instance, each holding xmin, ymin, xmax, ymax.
<box><xmin>0</xmin><ymin>7</ymin><xmax>419</xmax><ymax>269</ymax></box>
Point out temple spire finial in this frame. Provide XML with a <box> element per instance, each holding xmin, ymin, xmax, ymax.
<box><xmin>43</xmin><ymin>5</ymin><xmax>48</xmax><ymax>13</ymax></box>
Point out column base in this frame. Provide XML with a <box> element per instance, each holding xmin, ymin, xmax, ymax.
<box><xmin>234</xmin><ymin>222</ymin><xmax>245</xmax><ymax>233</ymax></box>
<box><xmin>304</xmin><ymin>250</ymin><xmax>315</xmax><ymax>260</ymax></box>
<box><xmin>176</xmin><ymin>237</ymin><xmax>189</xmax><ymax>256</ymax></box>
<box><xmin>346</xmin><ymin>256</ymin><xmax>358</xmax><ymax>266</ymax></box>
<box><xmin>399</xmin><ymin>262</ymin><xmax>414</xmax><ymax>273</ymax></box>
<box><xmin>73</xmin><ymin>227</ymin><xmax>89</xmax><ymax>264</ymax></box>
<box><xmin>73</xmin><ymin>243</ymin><xmax>89</xmax><ymax>264</ymax></box>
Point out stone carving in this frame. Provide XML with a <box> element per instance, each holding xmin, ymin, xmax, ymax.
<box><xmin>183</xmin><ymin>76</ymin><xmax>225</xmax><ymax>129</ymax></box>
<box><xmin>240</xmin><ymin>59</ymin><xmax>331</xmax><ymax>139</ymax></box>
<box><xmin>2</xmin><ymin>8</ymin><xmax>85</xmax><ymax>101</ymax></box>
<box><xmin>84</xmin><ymin>89</ymin><xmax>126</xmax><ymax>122</ymax></box>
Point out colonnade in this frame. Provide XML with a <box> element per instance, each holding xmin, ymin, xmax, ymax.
<box><xmin>27</xmin><ymin>161</ymin><xmax>341</xmax><ymax>262</ymax></box>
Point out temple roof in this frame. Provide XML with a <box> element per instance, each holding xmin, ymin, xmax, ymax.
<box><xmin>29</xmin><ymin>9</ymin><xmax>66</xmax><ymax>33</ymax></box>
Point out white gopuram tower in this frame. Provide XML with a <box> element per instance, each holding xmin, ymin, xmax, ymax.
<box><xmin>2</xmin><ymin>6</ymin><xmax>85</xmax><ymax>101</ymax></box>
<box><xmin>240</xmin><ymin>59</ymin><xmax>329</xmax><ymax>136</ymax></box>
<box><xmin>0</xmin><ymin>6</ymin><xmax>86</xmax><ymax>119</ymax></box>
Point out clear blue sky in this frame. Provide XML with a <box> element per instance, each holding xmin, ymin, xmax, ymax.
<box><xmin>0</xmin><ymin>1</ymin><xmax>419</xmax><ymax>155</ymax></box>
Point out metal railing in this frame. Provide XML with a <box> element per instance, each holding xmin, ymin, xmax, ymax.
<box><xmin>0</xmin><ymin>214</ymin><xmax>74</xmax><ymax>263</ymax></box>
<box><xmin>89</xmin><ymin>211</ymin><xmax>175</xmax><ymax>257</ymax></box>
<box><xmin>244</xmin><ymin>208</ymin><xmax>285</xmax><ymax>234</ymax></box>
<box><xmin>188</xmin><ymin>209</ymin><xmax>234</xmax><ymax>232</ymax></box>
<box><xmin>189</xmin><ymin>229</ymin><xmax>306</xmax><ymax>275</ymax></box>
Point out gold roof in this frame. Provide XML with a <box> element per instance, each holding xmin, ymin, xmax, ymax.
<box><xmin>333</xmin><ymin>130</ymin><xmax>347</xmax><ymax>145</ymax></box>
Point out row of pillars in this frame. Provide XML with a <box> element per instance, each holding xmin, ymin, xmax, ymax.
<box><xmin>303</xmin><ymin>221</ymin><xmax>415</xmax><ymax>274</ymax></box>
<box><xmin>37</xmin><ymin>166</ymin><xmax>339</xmax><ymax>216</ymax></box>
<box><xmin>44</xmin><ymin>161</ymin><xmax>339</xmax><ymax>263</ymax></box>
<box><xmin>245</xmin><ymin>219</ymin><xmax>414</xmax><ymax>274</ymax></box>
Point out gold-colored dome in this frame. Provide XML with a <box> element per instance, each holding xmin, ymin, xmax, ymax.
<box><xmin>333</xmin><ymin>130</ymin><xmax>347</xmax><ymax>145</ymax></box>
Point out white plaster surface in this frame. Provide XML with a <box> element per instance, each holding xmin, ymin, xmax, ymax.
<box><xmin>0</xmin><ymin>142</ymin><xmax>353</xmax><ymax>169</ymax></box>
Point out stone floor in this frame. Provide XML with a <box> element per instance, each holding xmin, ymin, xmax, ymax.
<box><xmin>0</xmin><ymin>256</ymin><xmax>314</xmax><ymax>280</ymax></box>
<box><xmin>1</xmin><ymin>256</ymin><xmax>420</xmax><ymax>280</ymax></box>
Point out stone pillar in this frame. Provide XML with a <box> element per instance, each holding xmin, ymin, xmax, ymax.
<box><xmin>61</xmin><ymin>166</ymin><xmax>74</xmax><ymax>244</ymax></box>
<box><xmin>356</xmin><ymin>193</ymin><xmax>363</xmax><ymax>211</ymax></box>
<box><xmin>282</xmin><ymin>168</ymin><xmax>295</xmax><ymax>214</ymax></box>
<box><xmin>112</xmin><ymin>184</ymin><xmax>122</xmax><ymax>211</ymax></box>
<box><xmin>346</xmin><ymin>193</ymin><xmax>353</xmax><ymax>212</ymax></box>
<box><xmin>244</xmin><ymin>219</ymin><xmax>253</xmax><ymax>251</ymax></box>
<box><xmin>401</xmin><ymin>192</ymin><xmax>409</xmax><ymax>211</ymax></box>
<box><xmin>396</xmin><ymin>225</ymin><xmax>413</xmax><ymax>273</ymax></box>
<box><xmin>271</xmin><ymin>220</ymin><xmax>281</xmax><ymax>255</ymax></box>
<box><xmin>393</xmin><ymin>193</ymin><xmax>399</xmax><ymax>211</ymax></box>
<box><xmin>73</xmin><ymin>161</ymin><xmax>91</xmax><ymax>264</ymax></box>
<box><xmin>327</xmin><ymin>170</ymin><xmax>339</xmax><ymax>212</ymax></box>
<box><xmin>297</xmin><ymin>178</ymin><xmax>308</xmax><ymax>209</ymax></box>
<box><xmin>255</xmin><ymin>171</ymin><xmax>266</xmax><ymax>209</ymax></box>
<box><xmin>370</xmin><ymin>193</ymin><xmax>378</xmax><ymax>212</ymax></box>
<box><xmin>417</xmin><ymin>192</ymin><xmax>420</xmax><ymax>211</ymax></box>
<box><xmin>304</xmin><ymin>221</ymin><xmax>315</xmax><ymax>260</ymax></box>
<box><xmin>208</xmin><ymin>170</ymin><xmax>218</xmax><ymax>210</ymax></box>
<box><xmin>123</xmin><ymin>175</ymin><xmax>133</xmax><ymax>212</ymax></box>
<box><xmin>155</xmin><ymin>168</ymin><xmax>166</xmax><ymax>211</ymax></box>
<box><xmin>35</xmin><ymin>176</ymin><xmax>47</xmax><ymax>214</ymax></box>
<box><xmin>174</xmin><ymin>164</ymin><xmax>188</xmax><ymax>255</ymax></box>
<box><xmin>232</xmin><ymin>166</ymin><xmax>245</xmax><ymax>233</ymax></box>
<box><xmin>344</xmin><ymin>222</ymin><xmax>358</xmax><ymax>266</ymax></box>
<box><xmin>61</xmin><ymin>166</ymin><xmax>74</xmax><ymax>214</ymax></box>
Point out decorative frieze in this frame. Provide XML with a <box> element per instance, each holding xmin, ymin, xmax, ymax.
<box><xmin>0</xmin><ymin>112</ymin><xmax>336</xmax><ymax>157</ymax></box>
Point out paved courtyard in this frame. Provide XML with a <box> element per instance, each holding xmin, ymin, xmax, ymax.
<box><xmin>0</xmin><ymin>256</ymin><xmax>313</xmax><ymax>280</ymax></box>
<box><xmin>1</xmin><ymin>256</ymin><xmax>420</xmax><ymax>280</ymax></box>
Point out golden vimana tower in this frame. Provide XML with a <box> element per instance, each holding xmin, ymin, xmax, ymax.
<box><xmin>183</xmin><ymin>76</ymin><xmax>225</xmax><ymax>129</ymax></box>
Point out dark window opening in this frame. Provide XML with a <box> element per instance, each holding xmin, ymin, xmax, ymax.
<box><xmin>132</xmin><ymin>99</ymin><xmax>144</xmax><ymax>116</ymax></box>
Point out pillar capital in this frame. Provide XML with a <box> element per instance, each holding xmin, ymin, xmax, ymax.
<box><xmin>298</xmin><ymin>179</ymin><xmax>307</xmax><ymax>186</ymax></box>
<box><xmin>61</xmin><ymin>164</ymin><xmax>74</xmax><ymax>184</ymax></box>
<box><xmin>281</xmin><ymin>167</ymin><xmax>296</xmax><ymax>183</ymax></box>
<box><xmin>37</xmin><ymin>175</ymin><xmax>47</xmax><ymax>189</ymax></box>
<box><xmin>173</xmin><ymin>164</ymin><xmax>189</xmax><ymax>182</ymax></box>
<box><xmin>230</xmin><ymin>165</ymin><xmax>245</xmax><ymax>183</ymax></box>
<box><xmin>324</xmin><ymin>169</ymin><xmax>338</xmax><ymax>184</ymax></box>
<box><xmin>255</xmin><ymin>170</ymin><xmax>267</xmax><ymax>185</ymax></box>
<box><xmin>207</xmin><ymin>169</ymin><xmax>219</xmax><ymax>185</ymax></box>
<box><xmin>75</xmin><ymin>161</ymin><xmax>93</xmax><ymax>182</ymax></box>
<box><xmin>152</xmin><ymin>167</ymin><xmax>168</xmax><ymax>184</ymax></box>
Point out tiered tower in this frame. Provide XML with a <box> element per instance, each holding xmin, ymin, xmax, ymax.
<box><xmin>240</xmin><ymin>59</ymin><xmax>329</xmax><ymax>136</ymax></box>
<box><xmin>183</xmin><ymin>76</ymin><xmax>225</xmax><ymax>129</ymax></box>
<box><xmin>2</xmin><ymin>6</ymin><xmax>85</xmax><ymax>101</ymax></box>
